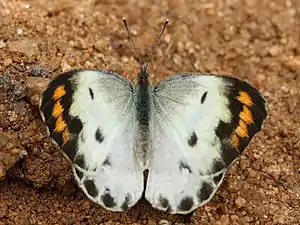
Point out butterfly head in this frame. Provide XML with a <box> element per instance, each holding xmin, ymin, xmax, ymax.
<box><xmin>137</xmin><ymin>66</ymin><xmax>150</xmax><ymax>85</ymax></box>
<box><xmin>122</xmin><ymin>17</ymin><xmax>169</xmax><ymax>85</ymax></box>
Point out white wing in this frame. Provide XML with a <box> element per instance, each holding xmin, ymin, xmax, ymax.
<box><xmin>40</xmin><ymin>70</ymin><xmax>144</xmax><ymax>211</ymax></box>
<box><xmin>145</xmin><ymin>74</ymin><xmax>267</xmax><ymax>214</ymax></box>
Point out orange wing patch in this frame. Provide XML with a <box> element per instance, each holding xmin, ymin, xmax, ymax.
<box><xmin>235</xmin><ymin>120</ymin><xmax>248</xmax><ymax>138</ymax></box>
<box><xmin>52</xmin><ymin>98</ymin><xmax>69</xmax><ymax>144</ymax></box>
<box><xmin>231</xmin><ymin>133</ymin><xmax>240</xmax><ymax>149</ymax></box>
<box><xmin>52</xmin><ymin>100</ymin><xmax>64</xmax><ymax>118</ymax></box>
<box><xmin>239</xmin><ymin>106</ymin><xmax>253</xmax><ymax>125</ymax></box>
<box><xmin>54</xmin><ymin>114</ymin><xmax>67</xmax><ymax>132</ymax></box>
<box><xmin>231</xmin><ymin>91</ymin><xmax>255</xmax><ymax>149</ymax></box>
<box><xmin>53</xmin><ymin>85</ymin><xmax>66</xmax><ymax>100</ymax></box>
<box><xmin>237</xmin><ymin>91</ymin><xmax>253</xmax><ymax>107</ymax></box>
<box><xmin>62</xmin><ymin>128</ymin><xmax>70</xmax><ymax>144</ymax></box>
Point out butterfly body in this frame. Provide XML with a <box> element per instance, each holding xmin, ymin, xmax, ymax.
<box><xmin>135</xmin><ymin>68</ymin><xmax>152</xmax><ymax>169</ymax></box>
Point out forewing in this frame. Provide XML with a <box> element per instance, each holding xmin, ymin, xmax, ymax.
<box><xmin>145</xmin><ymin>74</ymin><xmax>267</xmax><ymax>214</ymax></box>
<box><xmin>39</xmin><ymin>69</ymin><xmax>144</xmax><ymax>211</ymax></box>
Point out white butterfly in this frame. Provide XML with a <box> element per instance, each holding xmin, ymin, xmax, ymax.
<box><xmin>39</xmin><ymin>19</ymin><xmax>267</xmax><ymax>214</ymax></box>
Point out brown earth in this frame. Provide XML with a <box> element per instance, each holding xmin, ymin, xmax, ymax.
<box><xmin>0</xmin><ymin>0</ymin><xmax>299</xmax><ymax>224</ymax></box>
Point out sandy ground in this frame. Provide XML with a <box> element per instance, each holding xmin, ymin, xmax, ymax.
<box><xmin>0</xmin><ymin>0</ymin><xmax>299</xmax><ymax>224</ymax></box>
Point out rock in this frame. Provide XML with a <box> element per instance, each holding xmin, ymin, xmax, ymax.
<box><xmin>0</xmin><ymin>73</ymin><xmax>27</xmax><ymax>101</ymax></box>
<box><xmin>147</xmin><ymin>219</ymin><xmax>156</xmax><ymax>225</ymax></box>
<box><xmin>12</xmin><ymin>81</ymin><xmax>27</xmax><ymax>100</ymax></box>
<box><xmin>0</xmin><ymin>40</ymin><xmax>6</xmax><ymax>48</ymax></box>
<box><xmin>0</xmin><ymin>131</ymin><xmax>27</xmax><ymax>179</ymax></box>
<box><xmin>263</xmin><ymin>164</ymin><xmax>282</xmax><ymax>180</ymax></box>
<box><xmin>282</xmin><ymin>56</ymin><xmax>300</xmax><ymax>71</ymax></box>
<box><xmin>7</xmin><ymin>38</ymin><xmax>42</xmax><ymax>58</ymax></box>
<box><xmin>25</xmin><ymin>77</ymin><xmax>51</xmax><ymax>107</ymax></box>
<box><xmin>28</xmin><ymin>65</ymin><xmax>51</xmax><ymax>77</ymax></box>
<box><xmin>235</xmin><ymin>196</ymin><xmax>246</xmax><ymax>208</ymax></box>
<box><xmin>0</xmin><ymin>74</ymin><xmax>12</xmax><ymax>92</ymax></box>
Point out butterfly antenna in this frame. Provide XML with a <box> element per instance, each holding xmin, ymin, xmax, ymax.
<box><xmin>122</xmin><ymin>17</ymin><xmax>142</xmax><ymax>66</ymax></box>
<box><xmin>143</xmin><ymin>19</ymin><xmax>169</xmax><ymax>71</ymax></box>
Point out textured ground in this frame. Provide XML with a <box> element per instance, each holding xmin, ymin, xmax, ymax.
<box><xmin>0</xmin><ymin>0</ymin><xmax>299</xmax><ymax>224</ymax></box>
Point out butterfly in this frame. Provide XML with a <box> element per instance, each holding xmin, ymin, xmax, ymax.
<box><xmin>39</xmin><ymin>18</ymin><xmax>267</xmax><ymax>214</ymax></box>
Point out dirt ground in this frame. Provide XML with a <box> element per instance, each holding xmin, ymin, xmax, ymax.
<box><xmin>0</xmin><ymin>0</ymin><xmax>299</xmax><ymax>224</ymax></box>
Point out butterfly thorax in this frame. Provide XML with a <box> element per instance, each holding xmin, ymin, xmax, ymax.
<box><xmin>135</xmin><ymin>69</ymin><xmax>152</xmax><ymax>169</ymax></box>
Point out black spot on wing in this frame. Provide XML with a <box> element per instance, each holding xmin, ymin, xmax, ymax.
<box><xmin>68</xmin><ymin>117</ymin><xmax>83</xmax><ymax>134</ymax></box>
<box><xmin>101</xmin><ymin>193</ymin><xmax>116</xmax><ymax>208</ymax></box>
<box><xmin>213</xmin><ymin>173</ymin><xmax>224</xmax><ymax>185</ymax></box>
<box><xmin>95</xmin><ymin>127</ymin><xmax>104</xmax><ymax>143</ymax></box>
<box><xmin>89</xmin><ymin>88</ymin><xmax>94</xmax><ymax>100</ymax></box>
<box><xmin>203</xmin><ymin>158</ymin><xmax>226</xmax><ymax>186</ymax></box>
<box><xmin>121</xmin><ymin>194</ymin><xmax>131</xmax><ymax>211</ymax></box>
<box><xmin>159</xmin><ymin>196</ymin><xmax>170</xmax><ymax>209</ymax></box>
<box><xmin>177</xmin><ymin>196</ymin><xmax>194</xmax><ymax>212</ymax></box>
<box><xmin>62</xmin><ymin>136</ymin><xmax>79</xmax><ymax>161</ymax></box>
<box><xmin>179</xmin><ymin>161</ymin><xmax>192</xmax><ymax>173</ymax></box>
<box><xmin>197</xmin><ymin>182</ymin><xmax>213</xmax><ymax>202</ymax></box>
<box><xmin>74</xmin><ymin>154</ymin><xmax>85</xmax><ymax>168</ymax></box>
<box><xmin>74</xmin><ymin>167</ymin><xmax>84</xmax><ymax>180</ymax></box>
<box><xmin>211</xmin><ymin>158</ymin><xmax>226</xmax><ymax>174</ymax></box>
<box><xmin>84</xmin><ymin>179</ymin><xmax>98</xmax><ymax>198</ymax></box>
<box><xmin>201</xmin><ymin>91</ymin><xmax>208</xmax><ymax>104</ymax></box>
<box><xmin>102</xmin><ymin>157</ymin><xmax>111</xmax><ymax>166</ymax></box>
<box><xmin>215</xmin><ymin>120</ymin><xmax>239</xmax><ymax>166</ymax></box>
<box><xmin>188</xmin><ymin>132</ymin><xmax>198</xmax><ymax>147</ymax></box>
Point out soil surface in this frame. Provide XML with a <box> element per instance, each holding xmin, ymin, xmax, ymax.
<box><xmin>0</xmin><ymin>0</ymin><xmax>299</xmax><ymax>224</ymax></box>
